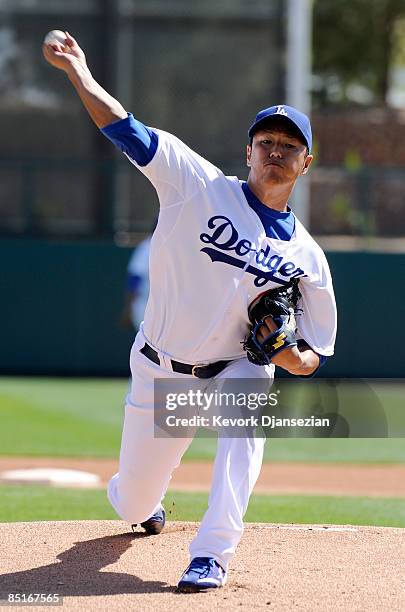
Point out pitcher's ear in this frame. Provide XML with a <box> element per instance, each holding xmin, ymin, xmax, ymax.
<box><xmin>301</xmin><ymin>154</ymin><xmax>313</xmax><ymax>175</ymax></box>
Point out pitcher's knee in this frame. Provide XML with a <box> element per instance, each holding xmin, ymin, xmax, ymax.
<box><xmin>107</xmin><ymin>474</ymin><xmax>159</xmax><ymax>524</ymax></box>
<box><xmin>119</xmin><ymin>498</ymin><xmax>157</xmax><ymax>524</ymax></box>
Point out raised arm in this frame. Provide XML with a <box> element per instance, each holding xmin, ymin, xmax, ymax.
<box><xmin>43</xmin><ymin>33</ymin><xmax>219</xmax><ymax>203</ymax></box>
<box><xmin>42</xmin><ymin>31</ymin><xmax>127</xmax><ymax>128</ymax></box>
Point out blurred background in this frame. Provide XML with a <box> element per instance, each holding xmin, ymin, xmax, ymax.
<box><xmin>0</xmin><ymin>0</ymin><xmax>404</xmax><ymax>529</ymax></box>
<box><xmin>1</xmin><ymin>0</ymin><xmax>405</xmax><ymax>377</ymax></box>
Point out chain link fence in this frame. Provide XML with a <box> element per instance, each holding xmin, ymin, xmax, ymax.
<box><xmin>0</xmin><ymin>0</ymin><xmax>285</xmax><ymax>240</ymax></box>
<box><xmin>1</xmin><ymin>0</ymin><xmax>404</xmax><ymax>242</ymax></box>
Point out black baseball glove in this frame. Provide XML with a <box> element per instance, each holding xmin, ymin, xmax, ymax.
<box><xmin>243</xmin><ymin>279</ymin><xmax>302</xmax><ymax>366</ymax></box>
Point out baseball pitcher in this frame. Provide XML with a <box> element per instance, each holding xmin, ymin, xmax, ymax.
<box><xmin>43</xmin><ymin>32</ymin><xmax>337</xmax><ymax>593</ymax></box>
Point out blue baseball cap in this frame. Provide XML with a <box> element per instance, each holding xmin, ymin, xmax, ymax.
<box><xmin>248</xmin><ymin>104</ymin><xmax>312</xmax><ymax>152</ymax></box>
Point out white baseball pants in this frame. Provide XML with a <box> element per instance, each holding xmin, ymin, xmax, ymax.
<box><xmin>107</xmin><ymin>329</ymin><xmax>273</xmax><ymax>571</ymax></box>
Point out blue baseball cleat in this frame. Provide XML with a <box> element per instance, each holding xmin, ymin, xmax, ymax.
<box><xmin>132</xmin><ymin>507</ymin><xmax>166</xmax><ymax>535</ymax></box>
<box><xmin>177</xmin><ymin>557</ymin><xmax>227</xmax><ymax>593</ymax></box>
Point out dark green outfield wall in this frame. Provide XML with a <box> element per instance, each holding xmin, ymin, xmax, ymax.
<box><xmin>1</xmin><ymin>240</ymin><xmax>404</xmax><ymax>377</ymax></box>
<box><xmin>324</xmin><ymin>251</ymin><xmax>405</xmax><ymax>378</ymax></box>
<box><xmin>0</xmin><ymin>239</ymin><xmax>134</xmax><ymax>377</ymax></box>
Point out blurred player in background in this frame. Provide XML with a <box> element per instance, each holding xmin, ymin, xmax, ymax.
<box><xmin>121</xmin><ymin>233</ymin><xmax>153</xmax><ymax>332</ymax></box>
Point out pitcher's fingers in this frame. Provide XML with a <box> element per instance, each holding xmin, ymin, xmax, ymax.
<box><xmin>263</xmin><ymin>316</ymin><xmax>277</xmax><ymax>333</ymax></box>
<box><xmin>42</xmin><ymin>44</ymin><xmax>64</xmax><ymax>59</ymax></box>
<box><xmin>256</xmin><ymin>323</ymin><xmax>270</xmax><ymax>343</ymax></box>
<box><xmin>65</xmin><ymin>31</ymin><xmax>77</xmax><ymax>49</ymax></box>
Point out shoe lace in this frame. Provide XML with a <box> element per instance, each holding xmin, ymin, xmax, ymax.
<box><xmin>190</xmin><ymin>557</ymin><xmax>217</xmax><ymax>578</ymax></box>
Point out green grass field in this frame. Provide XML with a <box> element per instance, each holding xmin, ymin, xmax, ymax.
<box><xmin>1</xmin><ymin>377</ymin><xmax>404</xmax><ymax>463</ymax></box>
<box><xmin>1</xmin><ymin>377</ymin><xmax>405</xmax><ymax>528</ymax></box>
<box><xmin>1</xmin><ymin>485</ymin><xmax>404</xmax><ymax>527</ymax></box>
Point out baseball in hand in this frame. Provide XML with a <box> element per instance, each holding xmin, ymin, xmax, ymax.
<box><xmin>43</xmin><ymin>29</ymin><xmax>68</xmax><ymax>48</ymax></box>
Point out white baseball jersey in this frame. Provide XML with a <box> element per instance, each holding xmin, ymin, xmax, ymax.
<box><xmin>120</xmin><ymin>128</ymin><xmax>336</xmax><ymax>365</ymax></box>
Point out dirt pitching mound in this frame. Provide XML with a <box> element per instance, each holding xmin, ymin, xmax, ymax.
<box><xmin>0</xmin><ymin>520</ymin><xmax>404</xmax><ymax>611</ymax></box>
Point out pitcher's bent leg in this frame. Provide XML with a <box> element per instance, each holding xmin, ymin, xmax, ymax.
<box><xmin>108</xmin><ymin>331</ymin><xmax>195</xmax><ymax>524</ymax></box>
<box><xmin>108</xmin><ymin>400</ymin><xmax>193</xmax><ymax>524</ymax></box>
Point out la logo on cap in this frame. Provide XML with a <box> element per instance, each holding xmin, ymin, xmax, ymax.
<box><xmin>275</xmin><ymin>105</ymin><xmax>288</xmax><ymax>116</ymax></box>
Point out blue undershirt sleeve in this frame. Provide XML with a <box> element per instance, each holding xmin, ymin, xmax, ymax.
<box><xmin>100</xmin><ymin>113</ymin><xmax>159</xmax><ymax>166</ymax></box>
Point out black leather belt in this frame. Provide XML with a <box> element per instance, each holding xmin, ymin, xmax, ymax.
<box><xmin>140</xmin><ymin>342</ymin><xmax>231</xmax><ymax>379</ymax></box>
